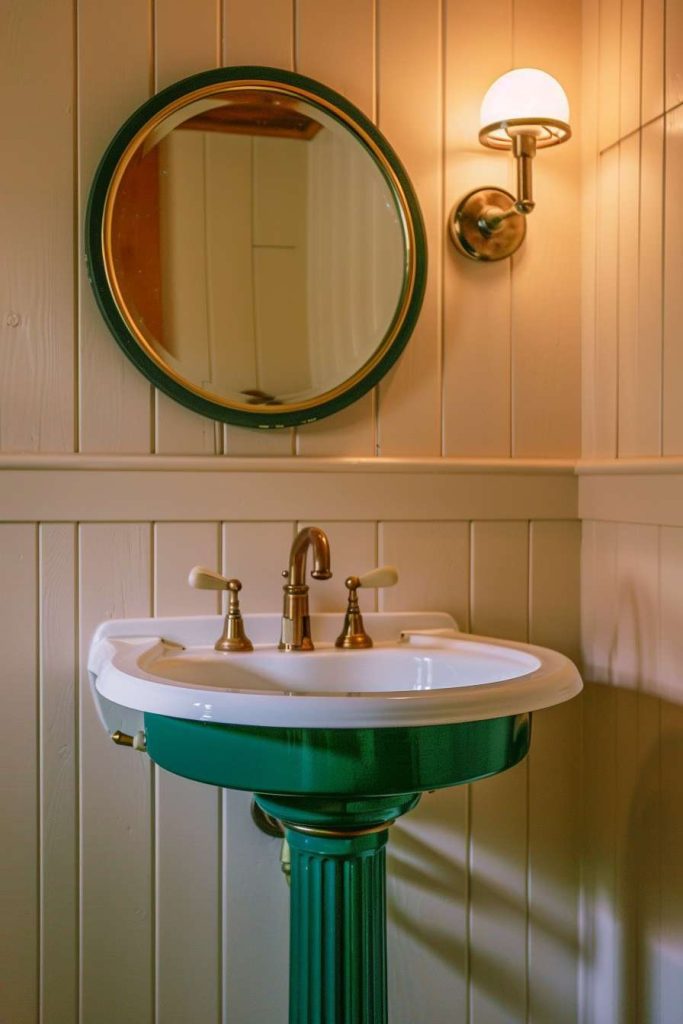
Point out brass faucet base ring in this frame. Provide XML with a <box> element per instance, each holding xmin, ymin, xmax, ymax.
<box><xmin>335</xmin><ymin>633</ymin><xmax>373</xmax><ymax>649</ymax></box>
<box><xmin>450</xmin><ymin>187</ymin><xmax>526</xmax><ymax>261</ymax></box>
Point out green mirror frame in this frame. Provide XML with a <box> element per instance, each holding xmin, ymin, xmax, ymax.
<box><xmin>85</xmin><ymin>66</ymin><xmax>427</xmax><ymax>430</ymax></box>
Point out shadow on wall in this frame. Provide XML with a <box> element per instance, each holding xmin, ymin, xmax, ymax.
<box><xmin>383</xmin><ymin>701</ymin><xmax>582</xmax><ymax>1024</ymax></box>
<box><xmin>582</xmin><ymin>682</ymin><xmax>683</xmax><ymax>1024</ymax></box>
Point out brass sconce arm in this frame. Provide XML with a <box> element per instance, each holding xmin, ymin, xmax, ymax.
<box><xmin>448</xmin><ymin>68</ymin><xmax>570</xmax><ymax>262</ymax></box>
<box><xmin>472</xmin><ymin>133</ymin><xmax>537</xmax><ymax>241</ymax></box>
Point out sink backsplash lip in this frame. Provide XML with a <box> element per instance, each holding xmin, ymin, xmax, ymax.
<box><xmin>88</xmin><ymin>610</ymin><xmax>459</xmax><ymax>670</ymax></box>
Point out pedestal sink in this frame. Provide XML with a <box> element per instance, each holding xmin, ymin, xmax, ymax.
<box><xmin>88</xmin><ymin>611</ymin><xmax>582</xmax><ymax>1023</ymax></box>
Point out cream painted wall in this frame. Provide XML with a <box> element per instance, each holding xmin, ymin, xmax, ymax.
<box><xmin>0</xmin><ymin>2</ymin><xmax>587</xmax><ymax>1024</ymax></box>
<box><xmin>580</xmin><ymin>2</ymin><xmax>683</xmax><ymax>1022</ymax></box>
<box><xmin>0</xmin><ymin>0</ymin><xmax>582</xmax><ymax>459</ymax></box>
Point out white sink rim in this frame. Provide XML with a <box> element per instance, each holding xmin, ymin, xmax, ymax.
<box><xmin>89</xmin><ymin>612</ymin><xmax>582</xmax><ymax>729</ymax></box>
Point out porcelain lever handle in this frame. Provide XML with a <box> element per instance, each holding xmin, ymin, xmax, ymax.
<box><xmin>189</xmin><ymin>565</ymin><xmax>231</xmax><ymax>590</ymax></box>
<box><xmin>356</xmin><ymin>566</ymin><xmax>399</xmax><ymax>589</ymax></box>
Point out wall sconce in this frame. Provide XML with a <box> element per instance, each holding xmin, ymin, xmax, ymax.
<box><xmin>449</xmin><ymin>68</ymin><xmax>571</xmax><ymax>261</ymax></box>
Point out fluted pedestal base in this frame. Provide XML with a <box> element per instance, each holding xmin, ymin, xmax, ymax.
<box><xmin>255</xmin><ymin>793</ymin><xmax>421</xmax><ymax>1024</ymax></box>
<box><xmin>288</xmin><ymin>828</ymin><xmax>387</xmax><ymax>1024</ymax></box>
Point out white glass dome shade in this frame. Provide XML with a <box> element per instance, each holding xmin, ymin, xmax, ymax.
<box><xmin>479</xmin><ymin>68</ymin><xmax>571</xmax><ymax>149</ymax></box>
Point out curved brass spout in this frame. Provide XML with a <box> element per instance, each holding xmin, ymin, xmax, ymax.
<box><xmin>287</xmin><ymin>526</ymin><xmax>332</xmax><ymax>586</ymax></box>
<box><xmin>279</xmin><ymin>527</ymin><xmax>332</xmax><ymax>650</ymax></box>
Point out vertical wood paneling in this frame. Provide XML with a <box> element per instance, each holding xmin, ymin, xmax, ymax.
<box><xmin>588</xmin><ymin>0</ymin><xmax>670</xmax><ymax>461</ymax></box>
<box><xmin>616</xmin><ymin>132</ymin><xmax>643</xmax><ymax>456</ymax></box>
<box><xmin>297</xmin><ymin>0</ymin><xmax>374</xmax><ymax>118</ymax></box>
<box><xmin>663</xmin><ymin>104</ymin><xmax>683</xmax><ymax>454</ymax></box>
<box><xmin>0</xmin><ymin>3</ymin><xmax>74</xmax><ymax>452</ymax></box>
<box><xmin>378</xmin><ymin>520</ymin><xmax>470</xmax><ymax>629</ymax></box>
<box><xmin>468</xmin><ymin>763</ymin><xmax>528</xmax><ymax>1024</ymax></box>
<box><xmin>634</xmin><ymin>117</ymin><xmax>664</xmax><ymax>456</ymax></box>
<box><xmin>0</xmin><ymin>507</ymin><xmax>586</xmax><ymax>1022</ymax></box>
<box><xmin>632</xmin><ymin>679</ymin><xmax>662</xmax><ymax>1024</ymax></box>
<box><xmin>379</xmin><ymin>519</ymin><xmax>470</xmax><ymax>1021</ymax></box>
<box><xmin>387</xmin><ymin>788</ymin><xmax>469</xmax><ymax>1024</ymax></box>
<box><xmin>154</xmin><ymin>523</ymin><xmax>222</xmax><ymax>1024</ymax></box>
<box><xmin>620</xmin><ymin>525</ymin><xmax>661</xmax><ymax>1024</ymax></box>
<box><xmin>469</xmin><ymin>521</ymin><xmax>529</xmax><ymax>1024</ymax></box>
<box><xmin>225</xmin><ymin>424</ymin><xmax>295</xmax><ymax>456</ymax></box>
<box><xmin>657</xmin><ymin>527</ymin><xmax>683</xmax><ymax>1023</ymax></box>
<box><xmin>222</xmin><ymin>0</ymin><xmax>293</xmax><ymax>67</ymax></box>
<box><xmin>579</xmin><ymin>522</ymin><xmax>619</xmax><ymax>1024</ymax></box>
<box><xmin>656</xmin><ymin>693</ymin><xmax>683</xmax><ymax>1023</ymax></box>
<box><xmin>620</xmin><ymin>0</ymin><xmax>642</xmax><ymax>138</ymax></box>
<box><xmin>528</xmin><ymin>542</ymin><xmax>581</xmax><ymax>1022</ymax></box>
<box><xmin>442</xmin><ymin>0</ymin><xmax>513</xmax><ymax>457</ymax></box>
<box><xmin>581</xmin><ymin>524</ymin><xmax>679</xmax><ymax>1024</ymax></box>
<box><xmin>2</xmin><ymin>0</ymin><xmax>583</xmax><ymax>463</ymax></box>
<box><xmin>222</xmin><ymin>1</ymin><xmax>296</xmax><ymax>458</ymax></box>
<box><xmin>79</xmin><ymin>524</ymin><xmax>153</xmax><ymax>1024</ymax></box>
<box><xmin>594</xmin><ymin>145</ymin><xmax>620</xmax><ymax>457</ymax></box>
<box><xmin>2</xmin><ymin>0</ymin><xmax>584</xmax><ymax>464</ymax></box>
<box><xmin>153</xmin><ymin>0</ymin><xmax>223</xmax><ymax>455</ymax></box>
<box><xmin>612</xmin><ymin>525</ymin><xmax>659</xmax><ymax>689</ymax></box>
<box><xmin>528</xmin><ymin>520</ymin><xmax>582</xmax><ymax>1024</ymax></box>
<box><xmin>0</xmin><ymin>526</ymin><xmax>38</xmax><ymax>1024</ymax></box>
<box><xmin>613</xmin><ymin>525</ymin><xmax>659</xmax><ymax>1024</ymax></box>
<box><xmin>665</xmin><ymin>0</ymin><xmax>683</xmax><ymax>111</ymax></box>
<box><xmin>222</xmin><ymin>790</ymin><xmax>289</xmax><ymax>1024</ymax></box>
<box><xmin>78</xmin><ymin>0</ymin><xmax>153</xmax><ymax>452</ymax></box>
<box><xmin>581</xmin><ymin>0</ymin><xmax>600</xmax><ymax>458</ymax></box>
<box><xmin>470</xmin><ymin>521</ymin><xmax>528</xmax><ymax>641</ymax></box>
<box><xmin>529</xmin><ymin>520</ymin><xmax>581</xmax><ymax>661</ymax></box>
<box><xmin>641</xmin><ymin>0</ymin><xmax>664</xmax><ymax>124</ymax></box>
<box><xmin>221</xmin><ymin>521</ymin><xmax>291</xmax><ymax>1024</ymax></box>
<box><xmin>511</xmin><ymin>0</ymin><xmax>582</xmax><ymax>458</ymax></box>
<box><xmin>39</xmin><ymin>525</ymin><xmax>77</xmax><ymax>1024</ymax></box>
<box><xmin>580</xmin><ymin>520</ymin><xmax>618</xmax><ymax>682</ymax></box>
<box><xmin>2</xmin><ymin>2</ymin><xmax>594</xmax><ymax>1021</ymax></box>
<box><xmin>376</xmin><ymin>0</ymin><xmax>442</xmax><ymax>456</ymax></box>
<box><xmin>222</xmin><ymin>520</ymin><xmax>294</xmax><ymax>613</ymax></box>
<box><xmin>579</xmin><ymin>521</ymin><xmax>670</xmax><ymax>1024</ymax></box>
<box><xmin>295</xmin><ymin>0</ymin><xmax>376</xmax><ymax>456</ymax></box>
<box><xmin>598</xmin><ymin>0</ymin><xmax>622</xmax><ymax>151</ymax></box>
<box><xmin>580</xmin><ymin>680</ymin><xmax>619</xmax><ymax>1024</ymax></box>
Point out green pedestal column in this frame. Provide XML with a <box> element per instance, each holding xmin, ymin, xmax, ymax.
<box><xmin>288</xmin><ymin>828</ymin><xmax>388</xmax><ymax>1024</ymax></box>
<box><xmin>255</xmin><ymin>793</ymin><xmax>422</xmax><ymax>1024</ymax></box>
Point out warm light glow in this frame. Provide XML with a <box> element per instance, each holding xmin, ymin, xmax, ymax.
<box><xmin>480</xmin><ymin>68</ymin><xmax>570</xmax><ymax>147</ymax></box>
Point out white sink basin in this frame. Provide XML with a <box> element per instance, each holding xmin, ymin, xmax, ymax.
<box><xmin>89</xmin><ymin>611</ymin><xmax>582</xmax><ymax>730</ymax></box>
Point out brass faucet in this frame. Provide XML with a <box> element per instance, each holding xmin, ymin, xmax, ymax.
<box><xmin>279</xmin><ymin>526</ymin><xmax>332</xmax><ymax>651</ymax></box>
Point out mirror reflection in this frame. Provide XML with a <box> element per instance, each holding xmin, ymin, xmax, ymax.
<box><xmin>108</xmin><ymin>88</ymin><xmax>405</xmax><ymax>408</ymax></box>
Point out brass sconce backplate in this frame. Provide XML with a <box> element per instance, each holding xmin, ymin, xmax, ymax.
<box><xmin>449</xmin><ymin>186</ymin><xmax>526</xmax><ymax>261</ymax></box>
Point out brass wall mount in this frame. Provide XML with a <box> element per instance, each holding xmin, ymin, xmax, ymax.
<box><xmin>111</xmin><ymin>729</ymin><xmax>147</xmax><ymax>751</ymax></box>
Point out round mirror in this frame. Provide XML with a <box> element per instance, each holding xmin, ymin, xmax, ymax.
<box><xmin>86</xmin><ymin>66</ymin><xmax>426</xmax><ymax>429</ymax></box>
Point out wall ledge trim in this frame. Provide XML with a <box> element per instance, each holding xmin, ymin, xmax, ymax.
<box><xmin>0</xmin><ymin>460</ymin><xmax>577</xmax><ymax>522</ymax></box>
<box><xmin>576</xmin><ymin>457</ymin><xmax>683</xmax><ymax>475</ymax></box>
<box><xmin>5</xmin><ymin>454</ymin><xmax>681</xmax><ymax>476</ymax></box>
<box><xmin>0</xmin><ymin>455</ymin><xmax>577</xmax><ymax>474</ymax></box>
<box><xmin>579</xmin><ymin>470</ymin><xmax>683</xmax><ymax>526</ymax></box>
